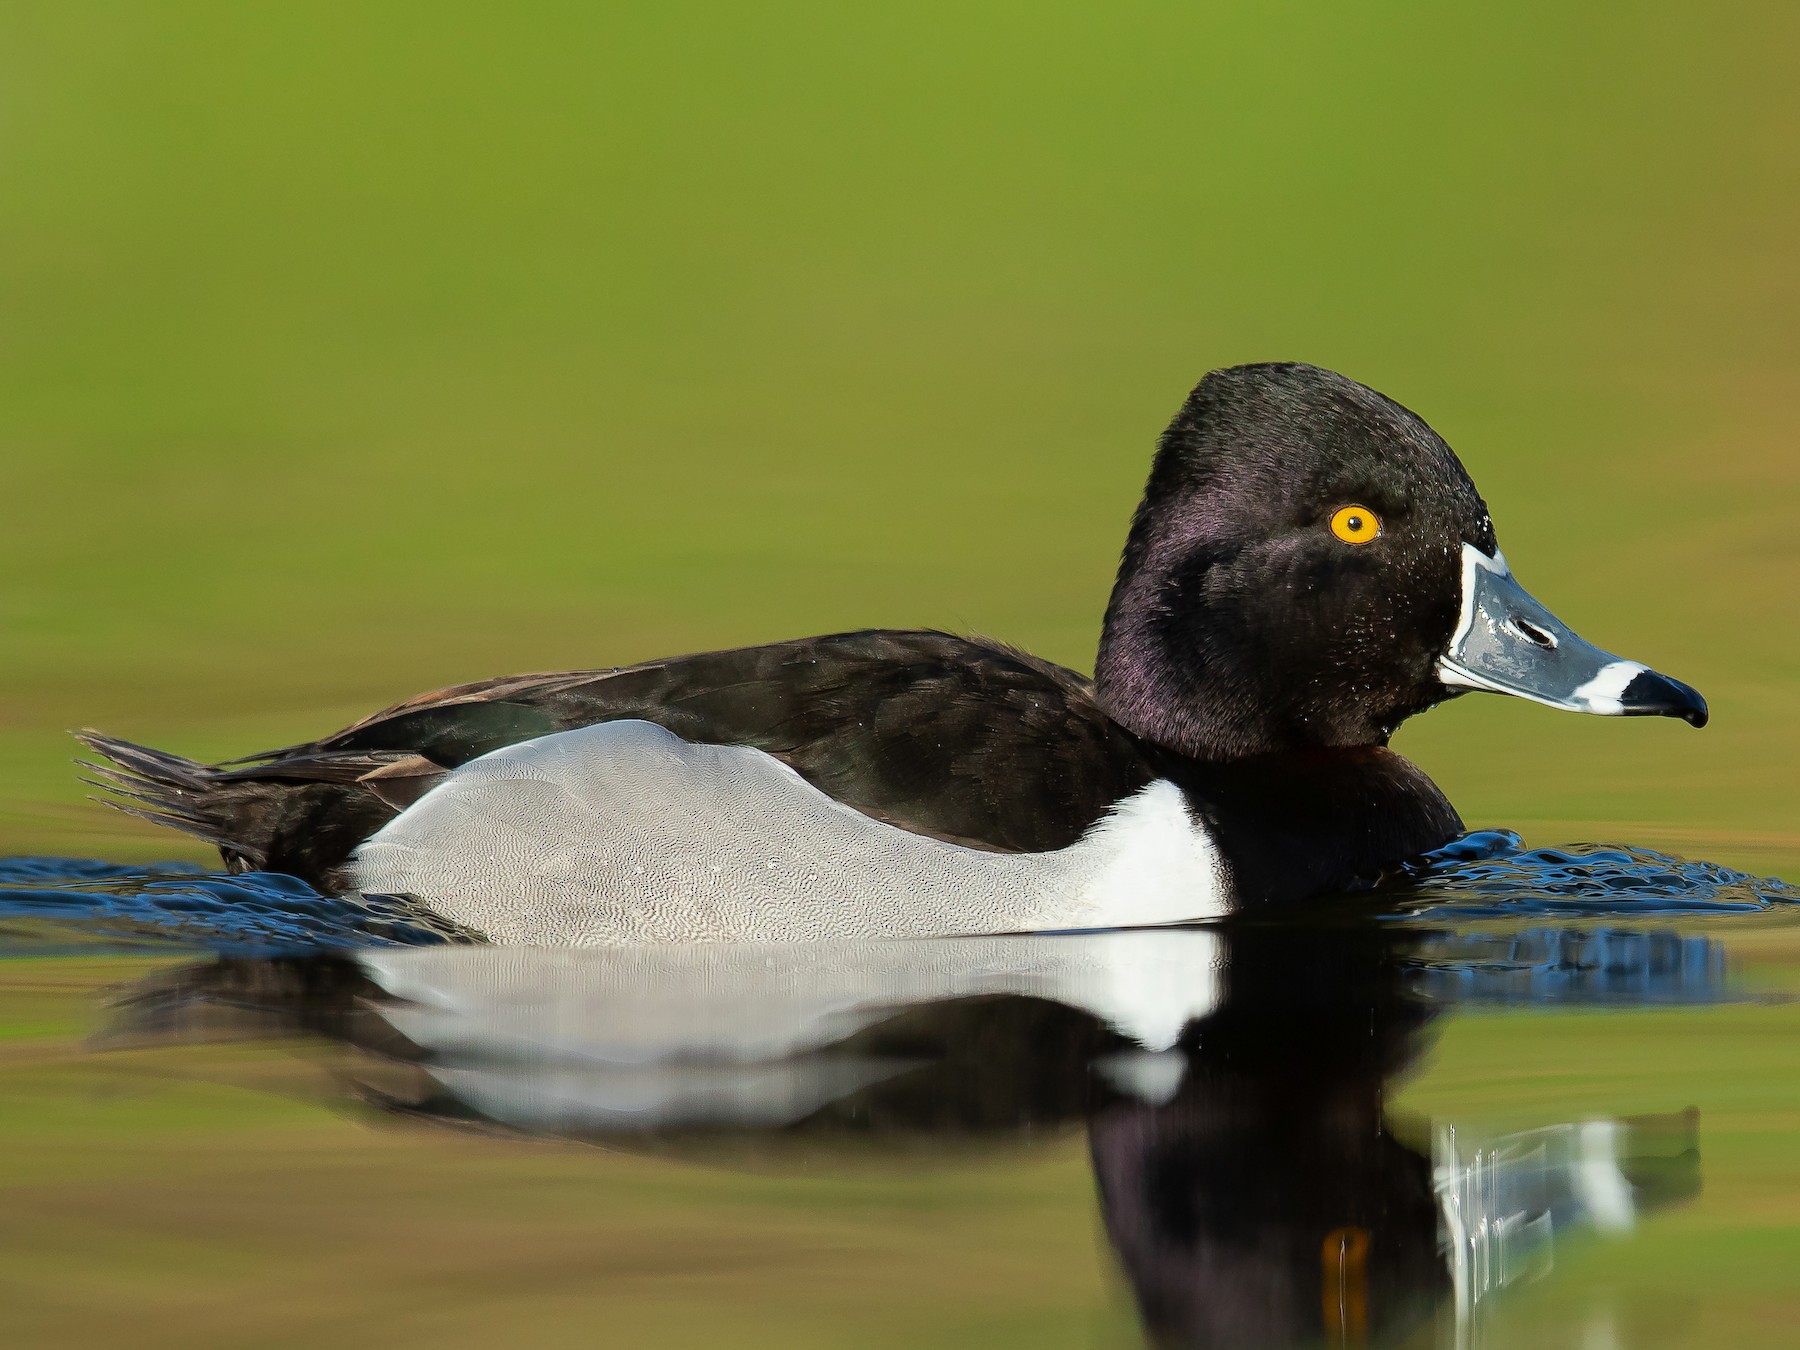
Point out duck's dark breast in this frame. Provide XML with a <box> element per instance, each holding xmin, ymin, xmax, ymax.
<box><xmin>1166</xmin><ymin>748</ymin><xmax>1464</xmax><ymax>905</ymax></box>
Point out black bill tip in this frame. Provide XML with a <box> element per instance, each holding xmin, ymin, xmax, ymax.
<box><xmin>1620</xmin><ymin>671</ymin><xmax>1709</xmax><ymax>728</ymax></box>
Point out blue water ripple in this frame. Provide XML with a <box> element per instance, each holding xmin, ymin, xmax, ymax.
<box><xmin>1</xmin><ymin>830</ymin><xmax>1796</xmax><ymax>957</ymax></box>
<box><xmin>0</xmin><ymin>855</ymin><xmax>462</xmax><ymax>954</ymax></box>
<box><xmin>1395</xmin><ymin>830</ymin><xmax>1800</xmax><ymax>917</ymax></box>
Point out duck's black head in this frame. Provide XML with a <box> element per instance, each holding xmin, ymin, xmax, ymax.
<box><xmin>1095</xmin><ymin>363</ymin><xmax>1707</xmax><ymax>761</ymax></box>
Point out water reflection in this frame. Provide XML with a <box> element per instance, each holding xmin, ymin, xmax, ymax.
<box><xmin>112</xmin><ymin>919</ymin><xmax>1705</xmax><ymax>1348</ymax></box>
<box><xmin>1436</xmin><ymin>1111</ymin><xmax>1699</xmax><ymax>1346</ymax></box>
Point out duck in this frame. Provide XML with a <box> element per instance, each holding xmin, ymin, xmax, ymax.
<box><xmin>80</xmin><ymin>362</ymin><xmax>1707</xmax><ymax>943</ymax></box>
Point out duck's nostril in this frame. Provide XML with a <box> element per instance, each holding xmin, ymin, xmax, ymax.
<box><xmin>1508</xmin><ymin>617</ymin><xmax>1559</xmax><ymax>650</ymax></box>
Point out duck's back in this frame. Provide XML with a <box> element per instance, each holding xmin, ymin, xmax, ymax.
<box><xmin>83</xmin><ymin>631</ymin><xmax>1163</xmax><ymax>888</ymax></box>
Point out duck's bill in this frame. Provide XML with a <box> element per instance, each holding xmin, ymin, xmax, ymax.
<box><xmin>1436</xmin><ymin>544</ymin><xmax>1708</xmax><ymax>728</ymax></box>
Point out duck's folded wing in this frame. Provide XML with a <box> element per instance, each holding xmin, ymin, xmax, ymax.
<box><xmin>314</xmin><ymin>629</ymin><xmax>1157</xmax><ymax>852</ymax></box>
<box><xmin>85</xmin><ymin>631</ymin><xmax>1158</xmax><ymax>887</ymax></box>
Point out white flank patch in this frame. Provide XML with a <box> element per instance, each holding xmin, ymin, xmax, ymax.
<box><xmin>1075</xmin><ymin>778</ymin><xmax>1229</xmax><ymax>929</ymax></box>
<box><xmin>353</xmin><ymin>720</ymin><xmax>1232</xmax><ymax>945</ymax></box>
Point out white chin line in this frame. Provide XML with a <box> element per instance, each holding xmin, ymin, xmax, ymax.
<box><xmin>1436</xmin><ymin>656</ymin><xmax>1647</xmax><ymax>715</ymax></box>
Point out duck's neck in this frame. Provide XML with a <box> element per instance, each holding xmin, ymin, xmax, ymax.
<box><xmin>1159</xmin><ymin>746</ymin><xmax>1463</xmax><ymax>905</ymax></box>
<box><xmin>1094</xmin><ymin>544</ymin><xmax>1267</xmax><ymax>760</ymax></box>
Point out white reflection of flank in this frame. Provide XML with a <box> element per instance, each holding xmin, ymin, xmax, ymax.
<box><xmin>355</xmin><ymin>929</ymin><xmax>1222</xmax><ymax>1129</ymax></box>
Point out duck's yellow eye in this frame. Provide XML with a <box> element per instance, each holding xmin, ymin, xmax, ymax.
<box><xmin>1329</xmin><ymin>505</ymin><xmax>1381</xmax><ymax>544</ymax></box>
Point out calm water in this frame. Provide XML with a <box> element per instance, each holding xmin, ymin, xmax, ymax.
<box><xmin>4</xmin><ymin>841</ymin><xmax>1799</xmax><ymax>1349</ymax></box>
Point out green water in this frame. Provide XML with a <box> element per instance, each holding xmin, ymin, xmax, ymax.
<box><xmin>2</xmin><ymin>916</ymin><xmax>1798</xmax><ymax>1348</ymax></box>
<box><xmin>3</xmin><ymin>5</ymin><xmax>1798</xmax><ymax>1346</ymax></box>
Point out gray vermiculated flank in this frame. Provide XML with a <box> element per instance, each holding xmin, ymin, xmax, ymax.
<box><xmin>350</xmin><ymin>720</ymin><xmax>1227</xmax><ymax>945</ymax></box>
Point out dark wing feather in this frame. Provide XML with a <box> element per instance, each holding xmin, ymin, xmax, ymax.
<box><xmin>84</xmin><ymin>630</ymin><xmax>1159</xmax><ymax>887</ymax></box>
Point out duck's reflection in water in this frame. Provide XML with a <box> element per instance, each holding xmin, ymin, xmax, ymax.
<box><xmin>114</xmin><ymin>921</ymin><xmax>1706</xmax><ymax>1348</ymax></box>
<box><xmin>1085</xmin><ymin>926</ymin><xmax>1445</xmax><ymax>1346</ymax></box>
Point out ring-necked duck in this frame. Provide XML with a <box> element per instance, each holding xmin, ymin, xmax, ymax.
<box><xmin>81</xmin><ymin>363</ymin><xmax>1706</xmax><ymax>942</ymax></box>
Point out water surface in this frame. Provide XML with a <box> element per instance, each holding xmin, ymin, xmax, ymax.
<box><xmin>3</xmin><ymin>840</ymin><xmax>1799</xmax><ymax>1349</ymax></box>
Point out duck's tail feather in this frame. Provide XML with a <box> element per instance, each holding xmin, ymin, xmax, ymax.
<box><xmin>75</xmin><ymin>731</ymin><xmax>282</xmax><ymax>872</ymax></box>
<box><xmin>76</xmin><ymin>730</ymin><xmax>429</xmax><ymax>883</ymax></box>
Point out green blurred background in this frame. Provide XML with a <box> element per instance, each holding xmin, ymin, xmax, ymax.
<box><xmin>3</xmin><ymin>2</ymin><xmax>1796</xmax><ymax>872</ymax></box>
<box><xmin>5</xmin><ymin>11</ymin><xmax>1800</xmax><ymax>1345</ymax></box>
